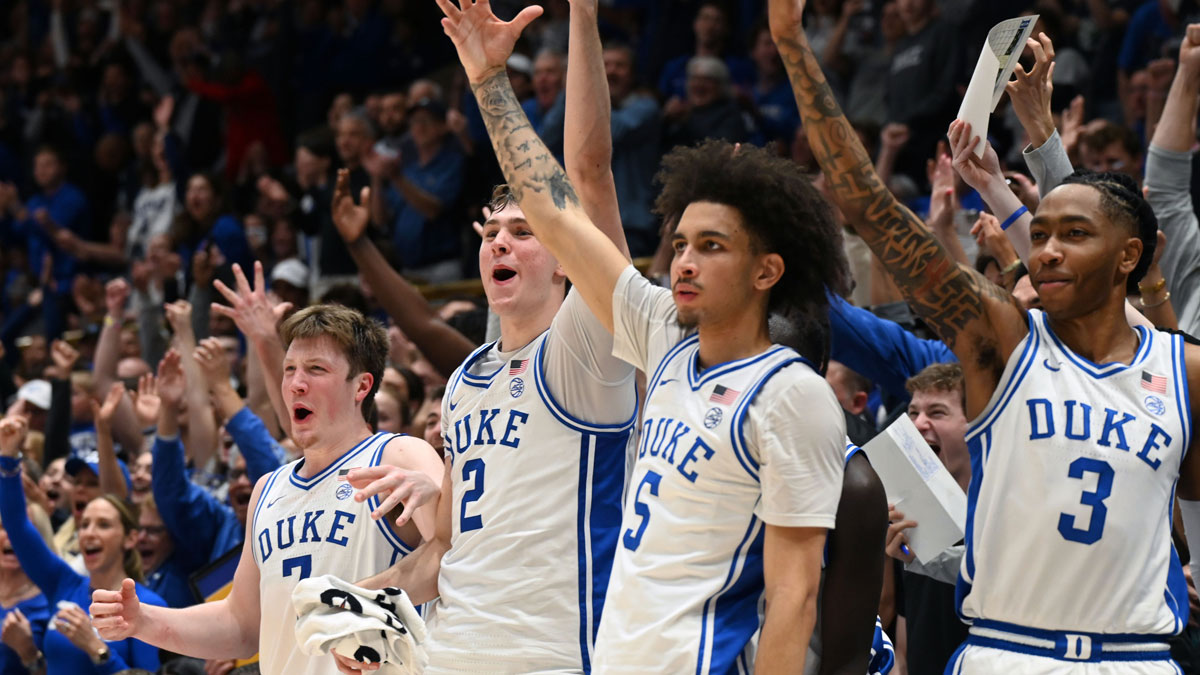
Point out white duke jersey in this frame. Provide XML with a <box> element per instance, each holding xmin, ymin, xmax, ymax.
<box><xmin>429</xmin><ymin>289</ymin><xmax>636</xmax><ymax>673</ymax></box>
<box><xmin>252</xmin><ymin>432</ymin><xmax>414</xmax><ymax>675</ymax></box>
<box><xmin>595</xmin><ymin>266</ymin><xmax>845</xmax><ymax>674</ymax></box>
<box><xmin>958</xmin><ymin>309</ymin><xmax>1192</xmax><ymax>636</ymax></box>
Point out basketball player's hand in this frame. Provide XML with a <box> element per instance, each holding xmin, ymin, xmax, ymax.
<box><xmin>90</xmin><ymin>578</ymin><xmax>143</xmax><ymax>641</ymax></box>
<box><xmin>332</xmin><ymin>169</ymin><xmax>370</xmax><ymax>244</ymax></box>
<box><xmin>0</xmin><ymin>416</ymin><xmax>27</xmax><ymax>458</ymax></box>
<box><xmin>333</xmin><ymin>650</ymin><xmax>380</xmax><ymax>672</ymax></box>
<box><xmin>886</xmin><ymin>504</ymin><xmax>917</xmax><ymax>564</ymax></box>
<box><xmin>347</xmin><ymin>465</ymin><xmax>441</xmax><ymax>526</ymax></box>
<box><xmin>767</xmin><ymin>0</ymin><xmax>806</xmax><ymax>38</ymax></box>
<box><xmin>436</xmin><ymin>0</ymin><xmax>543</xmax><ymax>84</ymax></box>
<box><xmin>212</xmin><ymin>262</ymin><xmax>293</xmax><ymax>345</ymax></box>
<box><xmin>1178</xmin><ymin>24</ymin><xmax>1200</xmax><ymax>75</ymax></box>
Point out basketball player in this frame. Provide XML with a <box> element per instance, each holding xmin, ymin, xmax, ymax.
<box><xmin>335</xmin><ymin>2</ymin><xmax>638</xmax><ymax>672</ymax></box>
<box><xmin>437</xmin><ymin>1</ymin><xmax>849</xmax><ymax>671</ymax></box>
<box><xmin>769</xmin><ymin>2</ymin><xmax>1200</xmax><ymax>672</ymax></box>
<box><xmin>87</xmin><ymin>303</ymin><xmax>446</xmax><ymax>675</ymax></box>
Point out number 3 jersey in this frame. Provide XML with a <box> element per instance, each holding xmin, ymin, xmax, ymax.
<box><xmin>429</xmin><ymin>289</ymin><xmax>636</xmax><ymax>673</ymax></box>
<box><xmin>252</xmin><ymin>432</ymin><xmax>414</xmax><ymax>675</ymax></box>
<box><xmin>958</xmin><ymin>309</ymin><xmax>1191</xmax><ymax>635</ymax></box>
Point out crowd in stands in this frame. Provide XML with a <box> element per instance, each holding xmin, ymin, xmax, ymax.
<box><xmin>1</xmin><ymin>0</ymin><xmax>1200</xmax><ymax>672</ymax></box>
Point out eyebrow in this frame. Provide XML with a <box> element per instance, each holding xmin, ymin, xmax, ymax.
<box><xmin>671</xmin><ymin>230</ymin><xmax>733</xmax><ymax>240</ymax></box>
<box><xmin>483</xmin><ymin>217</ymin><xmax>529</xmax><ymax>228</ymax></box>
<box><xmin>1030</xmin><ymin>214</ymin><xmax>1094</xmax><ymax>227</ymax></box>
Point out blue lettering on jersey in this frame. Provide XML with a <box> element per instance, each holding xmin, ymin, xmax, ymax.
<box><xmin>258</xmin><ymin>509</ymin><xmax>356</xmax><ymax>562</ymax></box>
<box><xmin>451</xmin><ymin>409</ymin><xmax>529</xmax><ymax>453</ymax></box>
<box><xmin>1025</xmin><ymin>398</ymin><xmax>1171</xmax><ymax>470</ymax></box>
<box><xmin>636</xmin><ymin>416</ymin><xmax>714</xmax><ymax>484</ymax></box>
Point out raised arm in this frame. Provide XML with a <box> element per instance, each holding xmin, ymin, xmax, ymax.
<box><xmin>437</xmin><ymin>0</ymin><xmax>630</xmax><ymax>332</ymax></box>
<box><xmin>331</xmin><ymin>170</ymin><xmax>477</xmax><ymax>377</ymax></box>
<box><xmin>768</xmin><ymin>0</ymin><xmax>1025</xmax><ymax>408</ymax></box>
<box><xmin>92</xmin><ymin>383</ymin><xmax>129</xmax><ymax>501</ymax></box>
<box><xmin>165</xmin><ymin>301</ymin><xmax>218</xmax><ymax>468</ymax></box>
<box><xmin>563</xmin><ymin>0</ymin><xmax>629</xmax><ymax>260</ymax></box>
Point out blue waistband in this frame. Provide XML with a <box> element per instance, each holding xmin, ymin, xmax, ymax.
<box><xmin>967</xmin><ymin>619</ymin><xmax>1173</xmax><ymax>663</ymax></box>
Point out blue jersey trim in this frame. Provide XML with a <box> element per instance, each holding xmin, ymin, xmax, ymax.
<box><xmin>729</xmin><ymin>356</ymin><xmax>807</xmax><ymax>481</ymax></box>
<box><xmin>366</xmin><ymin>435</ymin><xmax>416</xmax><ymax>556</ymax></box>
<box><xmin>644</xmin><ymin>334</ymin><xmax>699</xmax><ymax>403</ymax></box>
<box><xmin>532</xmin><ymin>336</ymin><xmax>637</xmax><ymax>435</ymax></box>
<box><xmin>966</xmin><ymin>312</ymin><xmax>1041</xmax><ymax>442</ymax></box>
<box><xmin>686</xmin><ymin>344</ymin><xmax>794</xmax><ymax>391</ymax></box>
<box><xmin>576</xmin><ymin>434</ymin><xmax>594</xmax><ymax>674</ymax></box>
<box><xmin>251</xmin><ymin>466</ymin><xmax>287</xmax><ymax>563</ymax></box>
<box><xmin>696</xmin><ymin>513</ymin><xmax>764</xmax><ymax>675</ymax></box>
<box><xmin>574</xmin><ymin>432</ymin><xmax>626</xmax><ymax>673</ymax></box>
<box><xmin>956</xmin><ymin>426</ymin><xmax>987</xmax><ymax>620</ymax></box>
<box><xmin>1040</xmin><ymin>311</ymin><xmax>1152</xmax><ymax>379</ymax></box>
<box><xmin>1173</xmin><ymin>334</ymin><xmax>1193</xmax><ymax>464</ymax></box>
<box><xmin>457</xmin><ymin>340</ymin><xmax>505</xmax><ymax>388</ymax></box>
<box><xmin>287</xmin><ymin>433</ymin><xmax>382</xmax><ymax>490</ymax></box>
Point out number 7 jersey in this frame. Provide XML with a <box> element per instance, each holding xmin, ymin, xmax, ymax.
<box><xmin>957</xmin><ymin>309</ymin><xmax>1191</xmax><ymax>635</ymax></box>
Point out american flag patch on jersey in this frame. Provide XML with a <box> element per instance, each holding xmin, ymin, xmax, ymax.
<box><xmin>337</xmin><ymin>469</ymin><xmax>351</xmax><ymax>482</ymax></box>
<box><xmin>1142</xmin><ymin>371</ymin><xmax>1168</xmax><ymax>394</ymax></box>
<box><xmin>509</xmin><ymin>359</ymin><xmax>528</xmax><ymax>376</ymax></box>
<box><xmin>710</xmin><ymin>384</ymin><xmax>740</xmax><ymax>405</ymax></box>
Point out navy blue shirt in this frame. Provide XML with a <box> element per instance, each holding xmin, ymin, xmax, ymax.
<box><xmin>386</xmin><ymin>140</ymin><xmax>465</xmax><ymax>270</ymax></box>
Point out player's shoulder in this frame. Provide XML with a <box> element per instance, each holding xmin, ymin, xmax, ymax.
<box><xmin>379</xmin><ymin>433</ymin><xmax>438</xmax><ymax>463</ymax></box>
<box><xmin>756</xmin><ymin>355</ymin><xmax>834</xmax><ymax>402</ymax></box>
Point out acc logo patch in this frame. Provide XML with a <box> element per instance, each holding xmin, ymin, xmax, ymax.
<box><xmin>510</xmin><ymin>377</ymin><xmax>525</xmax><ymax>399</ymax></box>
<box><xmin>336</xmin><ymin>483</ymin><xmax>353</xmax><ymax>501</ymax></box>
<box><xmin>704</xmin><ymin>407</ymin><xmax>723</xmax><ymax>429</ymax></box>
<box><xmin>1144</xmin><ymin>395</ymin><xmax>1166</xmax><ymax>417</ymax></box>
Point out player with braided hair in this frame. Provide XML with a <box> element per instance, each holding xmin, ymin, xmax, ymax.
<box><xmin>1060</xmin><ymin>170</ymin><xmax>1158</xmax><ymax>294</ymax></box>
<box><xmin>770</xmin><ymin>0</ymin><xmax>1200</xmax><ymax>672</ymax></box>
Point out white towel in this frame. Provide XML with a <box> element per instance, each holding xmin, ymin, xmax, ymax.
<box><xmin>292</xmin><ymin>575</ymin><xmax>428</xmax><ymax>674</ymax></box>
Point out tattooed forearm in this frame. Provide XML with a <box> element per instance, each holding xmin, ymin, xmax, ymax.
<box><xmin>772</xmin><ymin>32</ymin><xmax>1002</xmax><ymax>348</ymax></box>
<box><xmin>470</xmin><ymin>70</ymin><xmax>580</xmax><ymax>212</ymax></box>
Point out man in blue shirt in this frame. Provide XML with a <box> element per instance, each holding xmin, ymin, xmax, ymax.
<box><xmin>10</xmin><ymin>147</ymin><xmax>91</xmax><ymax>288</ymax></box>
<box><xmin>370</xmin><ymin>98</ymin><xmax>466</xmax><ymax>282</ymax></box>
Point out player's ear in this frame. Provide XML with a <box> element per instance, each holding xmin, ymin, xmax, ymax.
<box><xmin>753</xmin><ymin>252</ymin><xmax>784</xmax><ymax>292</ymax></box>
<box><xmin>355</xmin><ymin>372</ymin><xmax>374</xmax><ymax>402</ymax></box>
<box><xmin>1118</xmin><ymin>234</ymin><xmax>1142</xmax><ymax>277</ymax></box>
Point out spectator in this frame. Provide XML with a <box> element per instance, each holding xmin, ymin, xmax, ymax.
<box><xmin>1080</xmin><ymin>121</ymin><xmax>1145</xmax><ymax>183</ymax></box>
<box><xmin>368</xmin><ymin>98</ymin><xmax>465</xmax><ymax>283</ymax></box>
<box><xmin>604</xmin><ymin>42</ymin><xmax>661</xmax><ymax>257</ymax></box>
<box><xmin>171</xmin><ymin>173</ymin><xmax>252</xmax><ymax>276</ymax></box>
<box><xmin>0</xmin><ymin>416</ymin><xmax>166</xmax><ymax>673</ymax></box>
<box><xmin>657</xmin><ymin>1</ymin><xmax>755</xmax><ymax>101</ymax></box>
<box><xmin>0</xmin><ymin>503</ymin><xmax>52</xmax><ymax>675</ymax></box>
<box><xmin>663</xmin><ymin>56</ymin><xmax>752</xmax><ymax>150</ymax></box>
<box><xmin>9</xmin><ymin>147</ymin><xmax>91</xmax><ymax>289</ymax></box>
<box><xmin>749</xmin><ymin>22</ymin><xmax>801</xmax><ymax>146</ymax></box>
<box><xmin>524</xmin><ymin>48</ymin><xmax>566</xmax><ymax>133</ymax></box>
<box><xmin>824</xmin><ymin>359</ymin><xmax>876</xmax><ymax>445</ymax></box>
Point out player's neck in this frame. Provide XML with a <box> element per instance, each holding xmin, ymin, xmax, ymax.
<box><xmin>695</xmin><ymin>316</ymin><xmax>773</xmax><ymax>371</ymax></box>
<box><xmin>1046</xmin><ymin>302</ymin><xmax>1141</xmax><ymax>366</ymax></box>
<box><xmin>497</xmin><ymin>305</ymin><xmax>557</xmax><ymax>353</ymax></box>
<box><xmin>297</xmin><ymin>425</ymin><xmax>373</xmax><ymax>478</ymax></box>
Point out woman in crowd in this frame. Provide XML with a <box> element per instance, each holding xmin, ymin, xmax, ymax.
<box><xmin>0</xmin><ymin>416</ymin><xmax>165</xmax><ymax>673</ymax></box>
<box><xmin>0</xmin><ymin>500</ymin><xmax>52</xmax><ymax>674</ymax></box>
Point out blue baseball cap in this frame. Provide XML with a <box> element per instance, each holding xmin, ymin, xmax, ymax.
<box><xmin>66</xmin><ymin>454</ymin><xmax>132</xmax><ymax>494</ymax></box>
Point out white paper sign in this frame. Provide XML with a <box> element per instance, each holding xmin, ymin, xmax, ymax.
<box><xmin>956</xmin><ymin>15</ymin><xmax>1039</xmax><ymax>157</ymax></box>
<box><xmin>863</xmin><ymin>414</ymin><xmax>967</xmax><ymax>564</ymax></box>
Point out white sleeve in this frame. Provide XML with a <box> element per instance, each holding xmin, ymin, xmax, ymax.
<box><xmin>540</xmin><ymin>288</ymin><xmax>637</xmax><ymax>426</ymax></box>
<box><xmin>611</xmin><ymin>265</ymin><xmax>689</xmax><ymax>374</ymax></box>
<box><xmin>749</xmin><ymin>370</ymin><xmax>846</xmax><ymax>529</ymax></box>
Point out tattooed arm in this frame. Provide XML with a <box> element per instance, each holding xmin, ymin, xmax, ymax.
<box><xmin>437</xmin><ymin>0</ymin><xmax>630</xmax><ymax>332</ymax></box>
<box><xmin>768</xmin><ymin>0</ymin><xmax>1026</xmax><ymax>412</ymax></box>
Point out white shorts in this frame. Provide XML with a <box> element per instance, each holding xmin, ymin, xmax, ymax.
<box><xmin>944</xmin><ymin>620</ymin><xmax>1181</xmax><ymax>675</ymax></box>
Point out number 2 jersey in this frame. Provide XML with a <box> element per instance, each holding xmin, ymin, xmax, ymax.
<box><xmin>594</xmin><ymin>266</ymin><xmax>845</xmax><ymax>673</ymax></box>
<box><xmin>252</xmin><ymin>432</ymin><xmax>415</xmax><ymax>675</ymax></box>
<box><xmin>430</xmin><ymin>288</ymin><xmax>637</xmax><ymax>673</ymax></box>
<box><xmin>957</xmin><ymin>309</ymin><xmax>1191</xmax><ymax>635</ymax></box>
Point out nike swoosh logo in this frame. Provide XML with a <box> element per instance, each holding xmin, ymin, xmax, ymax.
<box><xmin>449</xmin><ymin>400</ymin><xmax>460</xmax><ymax>411</ymax></box>
<box><xmin>266</xmin><ymin>495</ymin><xmax>285</xmax><ymax>508</ymax></box>
<box><xmin>1043</xmin><ymin>358</ymin><xmax>1061</xmax><ymax>372</ymax></box>
<box><xmin>658</xmin><ymin>378</ymin><xmax>676</xmax><ymax>386</ymax></box>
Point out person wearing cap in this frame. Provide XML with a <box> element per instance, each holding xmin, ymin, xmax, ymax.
<box><xmin>505</xmin><ymin>53</ymin><xmax>535</xmax><ymax>102</ymax></box>
<box><xmin>268</xmin><ymin>258</ymin><xmax>309</xmax><ymax>317</ymax></box>
<box><xmin>13</xmin><ymin>381</ymin><xmax>50</xmax><ymax>434</ymax></box>
<box><xmin>365</xmin><ymin>95</ymin><xmax>466</xmax><ymax>283</ymax></box>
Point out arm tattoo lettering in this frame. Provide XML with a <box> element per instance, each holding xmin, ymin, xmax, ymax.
<box><xmin>773</xmin><ymin>34</ymin><xmax>1010</xmax><ymax>349</ymax></box>
<box><xmin>470</xmin><ymin>71</ymin><xmax>580</xmax><ymax>212</ymax></box>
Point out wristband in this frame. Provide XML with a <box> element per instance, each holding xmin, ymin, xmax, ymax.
<box><xmin>1001</xmin><ymin>259</ymin><xmax>1023</xmax><ymax>275</ymax></box>
<box><xmin>1139</xmin><ymin>277</ymin><xmax>1167</xmax><ymax>295</ymax></box>
<box><xmin>104</xmin><ymin>315</ymin><xmax>115</xmax><ymax>327</ymax></box>
<box><xmin>999</xmin><ymin>205</ymin><xmax>1028</xmax><ymax>231</ymax></box>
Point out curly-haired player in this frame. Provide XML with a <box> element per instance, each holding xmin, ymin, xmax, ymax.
<box><xmin>437</xmin><ymin>0</ymin><xmax>852</xmax><ymax>671</ymax></box>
